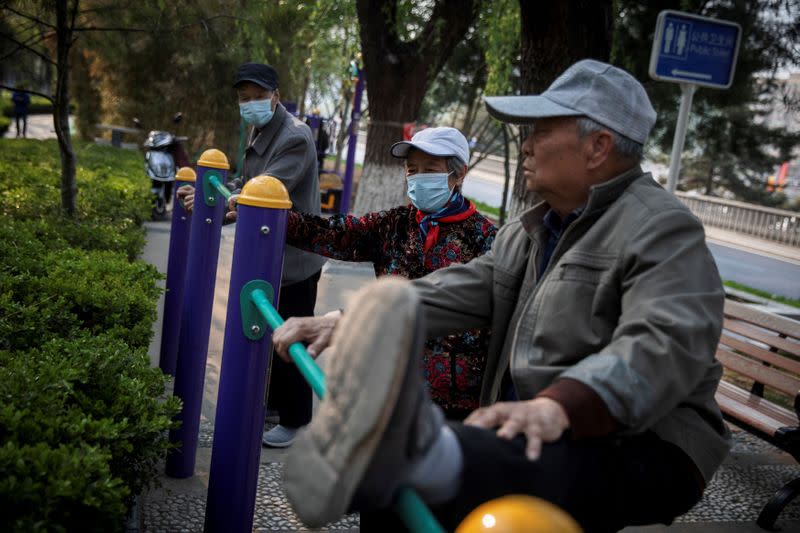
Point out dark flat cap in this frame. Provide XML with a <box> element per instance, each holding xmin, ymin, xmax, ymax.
<box><xmin>234</xmin><ymin>62</ymin><xmax>279</xmax><ymax>91</ymax></box>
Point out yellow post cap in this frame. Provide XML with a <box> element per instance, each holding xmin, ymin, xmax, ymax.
<box><xmin>197</xmin><ymin>148</ymin><xmax>230</xmax><ymax>170</ymax></box>
<box><xmin>456</xmin><ymin>495</ymin><xmax>582</xmax><ymax>533</ymax></box>
<box><xmin>237</xmin><ymin>175</ymin><xmax>292</xmax><ymax>210</ymax></box>
<box><xmin>175</xmin><ymin>166</ymin><xmax>197</xmax><ymax>182</ymax></box>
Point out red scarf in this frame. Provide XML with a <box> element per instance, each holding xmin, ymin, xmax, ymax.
<box><xmin>415</xmin><ymin>200</ymin><xmax>476</xmax><ymax>253</ymax></box>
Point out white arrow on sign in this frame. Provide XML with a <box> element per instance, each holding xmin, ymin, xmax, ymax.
<box><xmin>671</xmin><ymin>69</ymin><xmax>712</xmax><ymax>80</ymax></box>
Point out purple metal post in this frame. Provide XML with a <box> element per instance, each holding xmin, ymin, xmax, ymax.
<box><xmin>166</xmin><ymin>149</ymin><xmax>230</xmax><ymax>478</ymax></box>
<box><xmin>341</xmin><ymin>64</ymin><xmax>364</xmax><ymax>214</ymax></box>
<box><xmin>205</xmin><ymin>176</ymin><xmax>291</xmax><ymax>532</ymax></box>
<box><xmin>159</xmin><ymin>167</ymin><xmax>196</xmax><ymax>376</ymax></box>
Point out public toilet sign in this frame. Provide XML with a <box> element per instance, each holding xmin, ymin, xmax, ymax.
<box><xmin>649</xmin><ymin>10</ymin><xmax>741</xmax><ymax>193</ymax></box>
<box><xmin>649</xmin><ymin>10</ymin><xmax>741</xmax><ymax>89</ymax></box>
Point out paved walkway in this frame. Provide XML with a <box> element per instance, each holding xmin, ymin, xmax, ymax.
<box><xmin>2</xmin><ymin>113</ymin><xmax>63</xmax><ymax>139</ymax></box>
<box><xmin>140</xmin><ymin>216</ymin><xmax>800</xmax><ymax>532</ymax></box>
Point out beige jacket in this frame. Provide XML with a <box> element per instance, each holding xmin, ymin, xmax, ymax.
<box><xmin>412</xmin><ymin>166</ymin><xmax>730</xmax><ymax>482</ymax></box>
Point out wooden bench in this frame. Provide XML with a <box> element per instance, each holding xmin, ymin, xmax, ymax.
<box><xmin>714</xmin><ymin>299</ymin><xmax>800</xmax><ymax>530</ymax></box>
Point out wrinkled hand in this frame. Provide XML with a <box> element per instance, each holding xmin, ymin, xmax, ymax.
<box><xmin>176</xmin><ymin>185</ymin><xmax>194</xmax><ymax>212</ymax></box>
<box><xmin>464</xmin><ymin>397</ymin><xmax>570</xmax><ymax>460</ymax></box>
<box><xmin>225</xmin><ymin>194</ymin><xmax>240</xmax><ymax>222</ymax></box>
<box><xmin>272</xmin><ymin>310</ymin><xmax>342</xmax><ymax>362</ymax></box>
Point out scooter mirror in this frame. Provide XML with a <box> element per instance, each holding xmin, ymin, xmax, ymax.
<box><xmin>173</xmin><ymin>112</ymin><xmax>183</xmax><ymax>124</ymax></box>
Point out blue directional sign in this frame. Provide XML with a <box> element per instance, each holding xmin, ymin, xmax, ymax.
<box><xmin>649</xmin><ymin>10</ymin><xmax>741</xmax><ymax>89</ymax></box>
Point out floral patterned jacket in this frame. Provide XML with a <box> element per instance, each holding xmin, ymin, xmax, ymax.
<box><xmin>287</xmin><ymin>204</ymin><xmax>497</xmax><ymax>419</ymax></box>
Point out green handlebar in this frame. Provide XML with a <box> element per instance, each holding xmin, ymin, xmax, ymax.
<box><xmin>248</xmin><ymin>288</ymin><xmax>445</xmax><ymax>533</ymax></box>
<box><xmin>208</xmin><ymin>174</ymin><xmax>233</xmax><ymax>202</ymax></box>
<box><xmin>250</xmin><ymin>288</ymin><xmax>326</xmax><ymax>399</ymax></box>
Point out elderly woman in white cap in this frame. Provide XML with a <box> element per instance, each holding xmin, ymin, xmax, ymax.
<box><xmin>282</xmin><ymin>126</ymin><xmax>497</xmax><ymax>420</ymax></box>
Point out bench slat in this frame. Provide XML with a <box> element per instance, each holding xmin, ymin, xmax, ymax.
<box><xmin>719</xmin><ymin>332</ymin><xmax>800</xmax><ymax>375</ymax></box>
<box><xmin>716</xmin><ymin>347</ymin><xmax>800</xmax><ymax>398</ymax></box>
<box><xmin>725</xmin><ymin>300</ymin><xmax>800</xmax><ymax>341</ymax></box>
<box><xmin>716</xmin><ymin>381</ymin><xmax>797</xmax><ymax>435</ymax></box>
<box><xmin>723</xmin><ymin>318</ymin><xmax>800</xmax><ymax>357</ymax></box>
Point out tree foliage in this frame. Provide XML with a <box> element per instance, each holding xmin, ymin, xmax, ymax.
<box><xmin>613</xmin><ymin>0</ymin><xmax>800</xmax><ymax>206</ymax></box>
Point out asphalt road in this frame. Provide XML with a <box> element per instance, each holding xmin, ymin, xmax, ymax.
<box><xmin>707</xmin><ymin>242</ymin><xmax>800</xmax><ymax>300</ymax></box>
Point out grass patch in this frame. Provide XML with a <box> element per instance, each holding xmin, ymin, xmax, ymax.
<box><xmin>723</xmin><ymin>280</ymin><xmax>800</xmax><ymax>309</ymax></box>
<box><xmin>466</xmin><ymin>196</ymin><xmax>501</xmax><ymax>219</ymax></box>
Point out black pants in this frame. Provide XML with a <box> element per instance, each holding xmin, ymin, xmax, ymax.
<box><xmin>361</xmin><ymin>424</ymin><xmax>705</xmax><ymax>533</ymax></box>
<box><xmin>15</xmin><ymin>113</ymin><xmax>27</xmax><ymax>137</ymax></box>
<box><xmin>266</xmin><ymin>271</ymin><xmax>320</xmax><ymax>428</ymax></box>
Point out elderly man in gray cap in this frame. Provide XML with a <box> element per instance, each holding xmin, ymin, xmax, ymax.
<box><xmin>275</xmin><ymin>60</ymin><xmax>728</xmax><ymax>532</ymax></box>
<box><xmin>179</xmin><ymin>62</ymin><xmax>325</xmax><ymax>448</ymax></box>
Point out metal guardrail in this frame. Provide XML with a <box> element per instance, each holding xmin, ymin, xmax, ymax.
<box><xmin>675</xmin><ymin>192</ymin><xmax>800</xmax><ymax>247</ymax></box>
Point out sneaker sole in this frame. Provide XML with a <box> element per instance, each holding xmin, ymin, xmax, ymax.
<box><xmin>283</xmin><ymin>279</ymin><xmax>423</xmax><ymax>527</ymax></box>
<box><xmin>262</xmin><ymin>437</ymin><xmax>295</xmax><ymax>448</ymax></box>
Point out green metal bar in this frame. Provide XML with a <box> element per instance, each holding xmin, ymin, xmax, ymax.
<box><xmin>394</xmin><ymin>488</ymin><xmax>446</xmax><ymax>533</ymax></box>
<box><xmin>248</xmin><ymin>288</ymin><xmax>445</xmax><ymax>533</ymax></box>
<box><xmin>208</xmin><ymin>173</ymin><xmax>233</xmax><ymax>202</ymax></box>
<box><xmin>250</xmin><ymin>288</ymin><xmax>326</xmax><ymax>398</ymax></box>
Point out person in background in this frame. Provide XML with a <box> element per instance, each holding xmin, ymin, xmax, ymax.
<box><xmin>12</xmin><ymin>88</ymin><xmax>30</xmax><ymax>138</ymax></box>
<box><xmin>177</xmin><ymin>62</ymin><xmax>325</xmax><ymax>448</ymax></box>
<box><xmin>262</xmin><ymin>126</ymin><xmax>497</xmax><ymax>420</ymax></box>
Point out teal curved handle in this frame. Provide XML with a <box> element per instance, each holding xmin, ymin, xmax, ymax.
<box><xmin>248</xmin><ymin>289</ymin><xmax>445</xmax><ymax>533</ymax></box>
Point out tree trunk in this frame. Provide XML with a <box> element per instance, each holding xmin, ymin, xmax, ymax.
<box><xmin>704</xmin><ymin>164</ymin><xmax>715</xmax><ymax>195</ymax></box>
<box><xmin>500</xmin><ymin>123</ymin><xmax>511</xmax><ymax>225</ymax></box>
<box><xmin>353</xmin><ymin>0</ymin><xmax>477</xmax><ymax>215</ymax></box>
<box><xmin>508</xmin><ymin>0</ymin><xmax>613</xmax><ymax>218</ymax></box>
<box><xmin>55</xmin><ymin>0</ymin><xmax>78</xmax><ymax>217</ymax></box>
<box><xmin>333</xmin><ymin>86</ymin><xmax>352</xmax><ymax>175</ymax></box>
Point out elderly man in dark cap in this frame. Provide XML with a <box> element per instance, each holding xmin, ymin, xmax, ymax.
<box><xmin>273</xmin><ymin>59</ymin><xmax>729</xmax><ymax>532</ymax></box>
<box><xmin>179</xmin><ymin>62</ymin><xmax>325</xmax><ymax>448</ymax></box>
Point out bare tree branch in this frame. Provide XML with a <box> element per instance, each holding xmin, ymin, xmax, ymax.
<box><xmin>2</xmin><ymin>5</ymin><xmax>57</xmax><ymax>29</ymax></box>
<box><xmin>70</xmin><ymin>14</ymin><xmax>243</xmax><ymax>33</ymax></box>
<box><xmin>0</xmin><ymin>30</ymin><xmax>57</xmax><ymax>65</ymax></box>
<box><xmin>0</xmin><ymin>83</ymin><xmax>53</xmax><ymax>102</ymax></box>
<box><xmin>0</xmin><ymin>31</ymin><xmax>49</xmax><ymax>63</ymax></box>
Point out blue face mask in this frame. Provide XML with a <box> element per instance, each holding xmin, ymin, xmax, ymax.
<box><xmin>407</xmin><ymin>172</ymin><xmax>453</xmax><ymax>213</ymax></box>
<box><xmin>239</xmin><ymin>99</ymin><xmax>274</xmax><ymax>128</ymax></box>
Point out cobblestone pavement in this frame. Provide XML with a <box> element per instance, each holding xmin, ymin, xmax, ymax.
<box><xmin>141</xmin><ymin>419</ymin><xmax>800</xmax><ymax>532</ymax></box>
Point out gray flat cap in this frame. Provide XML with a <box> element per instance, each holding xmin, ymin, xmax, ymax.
<box><xmin>484</xmin><ymin>59</ymin><xmax>656</xmax><ymax>144</ymax></box>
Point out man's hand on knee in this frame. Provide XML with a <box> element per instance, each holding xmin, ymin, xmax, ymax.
<box><xmin>464</xmin><ymin>398</ymin><xmax>570</xmax><ymax>461</ymax></box>
<box><xmin>272</xmin><ymin>310</ymin><xmax>342</xmax><ymax>361</ymax></box>
<box><xmin>176</xmin><ymin>185</ymin><xmax>194</xmax><ymax>212</ymax></box>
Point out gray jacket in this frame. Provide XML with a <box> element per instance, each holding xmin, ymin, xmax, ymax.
<box><xmin>229</xmin><ymin>103</ymin><xmax>326</xmax><ymax>285</ymax></box>
<box><xmin>412</xmin><ymin>166</ymin><xmax>730</xmax><ymax>482</ymax></box>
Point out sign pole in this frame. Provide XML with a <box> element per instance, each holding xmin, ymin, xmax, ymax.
<box><xmin>666</xmin><ymin>83</ymin><xmax>697</xmax><ymax>193</ymax></box>
<box><xmin>649</xmin><ymin>9</ymin><xmax>741</xmax><ymax>193</ymax></box>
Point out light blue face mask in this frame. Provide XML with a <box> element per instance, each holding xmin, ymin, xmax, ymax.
<box><xmin>239</xmin><ymin>99</ymin><xmax>274</xmax><ymax>128</ymax></box>
<box><xmin>407</xmin><ymin>172</ymin><xmax>453</xmax><ymax>213</ymax></box>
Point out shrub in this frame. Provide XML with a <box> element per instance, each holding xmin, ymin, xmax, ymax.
<box><xmin>0</xmin><ymin>138</ymin><xmax>175</xmax><ymax>531</ymax></box>
<box><xmin>0</xmin><ymin>335</ymin><xmax>180</xmax><ymax>532</ymax></box>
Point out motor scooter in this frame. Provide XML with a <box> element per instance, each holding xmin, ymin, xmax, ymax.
<box><xmin>134</xmin><ymin>113</ymin><xmax>190</xmax><ymax>220</ymax></box>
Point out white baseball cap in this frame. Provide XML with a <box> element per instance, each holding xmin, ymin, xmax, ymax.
<box><xmin>390</xmin><ymin>126</ymin><xmax>470</xmax><ymax>164</ymax></box>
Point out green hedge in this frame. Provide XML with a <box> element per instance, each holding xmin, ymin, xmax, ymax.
<box><xmin>0</xmin><ymin>139</ymin><xmax>179</xmax><ymax>532</ymax></box>
<box><xmin>0</xmin><ymin>90</ymin><xmax>72</xmax><ymax>117</ymax></box>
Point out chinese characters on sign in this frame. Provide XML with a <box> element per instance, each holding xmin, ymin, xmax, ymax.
<box><xmin>650</xmin><ymin>11</ymin><xmax>741</xmax><ymax>89</ymax></box>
